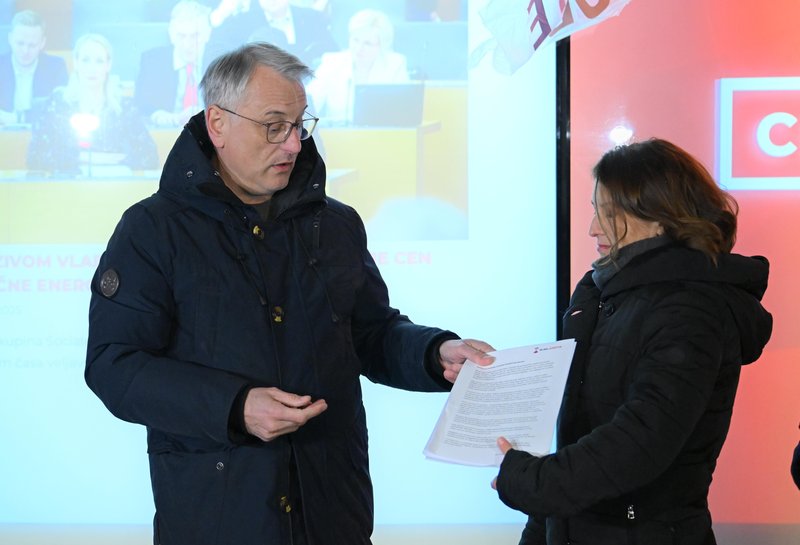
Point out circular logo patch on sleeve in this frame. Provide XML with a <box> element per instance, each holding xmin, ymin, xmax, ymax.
<box><xmin>99</xmin><ymin>268</ymin><xmax>120</xmax><ymax>298</ymax></box>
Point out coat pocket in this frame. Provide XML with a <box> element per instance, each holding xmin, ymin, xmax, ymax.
<box><xmin>150</xmin><ymin>449</ymin><xmax>231</xmax><ymax>543</ymax></box>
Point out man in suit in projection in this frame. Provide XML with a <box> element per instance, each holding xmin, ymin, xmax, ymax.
<box><xmin>134</xmin><ymin>0</ymin><xmax>213</xmax><ymax>128</ymax></box>
<box><xmin>208</xmin><ymin>0</ymin><xmax>339</xmax><ymax>68</ymax></box>
<box><xmin>0</xmin><ymin>9</ymin><xmax>67</xmax><ymax>125</ymax></box>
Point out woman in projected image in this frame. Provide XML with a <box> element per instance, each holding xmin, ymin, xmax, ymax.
<box><xmin>27</xmin><ymin>33</ymin><xmax>158</xmax><ymax>177</ymax></box>
<box><xmin>306</xmin><ymin>8</ymin><xmax>409</xmax><ymax>124</ymax></box>
<box><xmin>493</xmin><ymin>138</ymin><xmax>773</xmax><ymax>544</ymax></box>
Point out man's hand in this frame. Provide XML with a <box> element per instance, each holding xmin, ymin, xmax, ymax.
<box><xmin>438</xmin><ymin>338</ymin><xmax>495</xmax><ymax>383</ymax></box>
<box><xmin>243</xmin><ymin>386</ymin><xmax>328</xmax><ymax>442</ymax></box>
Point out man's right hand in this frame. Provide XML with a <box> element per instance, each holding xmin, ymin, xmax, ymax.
<box><xmin>243</xmin><ymin>387</ymin><xmax>328</xmax><ymax>442</ymax></box>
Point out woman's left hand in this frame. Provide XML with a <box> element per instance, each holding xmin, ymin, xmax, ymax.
<box><xmin>491</xmin><ymin>436</ymin><xmax>514</xmax><ymax>490</ymax></box>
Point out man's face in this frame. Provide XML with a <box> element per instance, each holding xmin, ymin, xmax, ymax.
<box><xmin>169</xmin><ymin>18</ymin><xmax>211</xmax><ymax>63</ymax></box>
<box><xmin>8</xmin><ymin>24</ymin><xmax>46</xmax><ymax>67</ymax></box>
<box><xmin>209</xmin><ymin>65</ymin><xmax>307</xmax><ymax>204</ymax></box>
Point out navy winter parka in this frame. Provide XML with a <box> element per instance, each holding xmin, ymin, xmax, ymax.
<box><xmin>496</xmin><ymin>243</ymin><xmax>772</xmax><ymax>545</ymax></box>
<box><xmin>85</xmin><ymin>112</ymin><xmax>456</xmax><ymax>545</ymax></box>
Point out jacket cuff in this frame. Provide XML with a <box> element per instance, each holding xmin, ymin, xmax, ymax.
<box><xmin>497</xmin><ymin>448</ymin><xmax>536</xmax><ymax>511</ymax></box>
<box><xmin>424</xmin><ymin>331</ymin><xmax>461</xmax><ymax>390</ymax></box>
<box><xmin>227</xmin><ymin>384</ymin><xmax>256</xmax><ymax>444</ymax></box>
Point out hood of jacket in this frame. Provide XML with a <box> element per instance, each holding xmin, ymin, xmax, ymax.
<box><xmin>157</xmin><ymin>111</ymin><xmax>328</xmax><ymax>221</ymax></box>
<box><xmin>601</xmin><ymin>244</ymin><xmax>772</xmax><ymax>365</ymax></box>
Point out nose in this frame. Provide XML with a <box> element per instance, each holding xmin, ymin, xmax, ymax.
<box><xmin>280</xmin><ymin>125</ymin><xmax>303</xmax><ymax>153</ymax></box>
<box><xmin>588</xmin><ymin>212</ymin><xmax>602</xmax><ymax>237</ymax></box>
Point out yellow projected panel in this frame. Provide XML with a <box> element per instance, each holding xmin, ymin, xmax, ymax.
<box><xmin>0</xmin><ymin>180</ymin><xmax>159</xmax><ymax>244</ymax></box>
<box><xmin>0</xmin><ymin>170</ymin><xmax>358</xmax><ymax>245</ymax></box>
<box><xmin>320</xmin><ymin>122</ymin><xmax>441</xmax><ymax>221</ymax></box>
<box><xmin>319</xmin><ymin>84</ymin><xmax>468</xmax><ymax>224</ymax></box>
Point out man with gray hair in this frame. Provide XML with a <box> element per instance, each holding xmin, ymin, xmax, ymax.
<box><xmin>86</xmin><ymin>42</ymin><xmax>494</xmax><ymax>545</ymax></box>
<box><xmin>0</xmin><ymin>9</ymin><xmax>67</xmax><ymax>125</ymax></box>
<box><xmin>134</xmin><ymin>0</ymin><xmax>212</xmax><ymax>127</ymax></box>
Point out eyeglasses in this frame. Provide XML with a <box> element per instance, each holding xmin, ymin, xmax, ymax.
<box><xmin>218</xmin><ymin>106</ymin><xmax>319</xmax><ymax>144</ymax></box>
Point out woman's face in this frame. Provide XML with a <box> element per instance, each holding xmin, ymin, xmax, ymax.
<box><xmin>74</xmin><ymin>39</ymin><xmax>111</xmax><ymax>88</ymax></box>
<box><xmin>589</xmin><ymin>182</ymin><xmax>662</xmax><ymax>256</ymax></box>
<box><xmin>349</xmin><ymin>27</ymin><xmax>381</xmax><ymax>67</ymax></box>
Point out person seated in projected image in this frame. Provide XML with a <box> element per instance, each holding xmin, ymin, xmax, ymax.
<box><xmin>134</xmin><ymin>0</ymin><xmax>212</xmax><ymax>128</ymax></box>
<box><xmin>0</xmin><ymin>9</ymin><xmax>68</xmax><ymax>126</ymax></box>
<box><xmin>492</xmin><ymin>139</ymin><xmax>773</xmax><ymax>545</ymax></box>
<box><xmin>208</xmin><ymin>0</ymin><xmax>331</xmax><ymax>28</ymax></box>
<box><xmin>85</xmin><ymin>42</ymin><xmax>495</xmax><ymax>545</ymax></box>
<box><xmin>206</xmin><ymin>0</ymin><xmax>338</xmax><ymax>69</ymax></box>
<box><xmin>26</xmin><ymin>33</ymin><xmax>158</xmax><ymax>177</ymax></box>
<box><xmin>306</xmin><ymin>9</ymin><xmax>409</xmax><ymax>125</ymax></box>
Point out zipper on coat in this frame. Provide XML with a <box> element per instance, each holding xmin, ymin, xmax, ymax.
<box><xmin>222</xmin><ymin>209</ymin><xmax>269</xmax><ymax>306</ymax></box>
<box><xmin>292</xmin><ymin>215</ymin><xmax>340</xmax><ymax>323</ymax></box>
<box><xmin>626</xmin><ymin>504</ymin><xmax>637</xmax><ymax>545</ymax></box>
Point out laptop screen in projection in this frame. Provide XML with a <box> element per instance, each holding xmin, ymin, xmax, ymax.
<box><xmin>352</xmin><ymin>83</ymin><xmax>425</xmax><ymax>127</ymax></box>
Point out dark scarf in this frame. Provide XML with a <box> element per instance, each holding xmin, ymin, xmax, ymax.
<box><xmin>591</xmin><ymin>235</ymin><xmax>671</xmax><ymax>290</ymax></box>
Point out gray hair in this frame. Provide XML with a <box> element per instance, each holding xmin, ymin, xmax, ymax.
<box><xmin>349</xmin><ymin>9</ymin><xmax>395</xmax><ymax>50</ymax></box>
<box><xmin>200</xmin><ymin>42</ymin><xmax>313</xmax><ymax>109</ymax></box>
<box><xmin>169</xmin><ymin>0</ymin><xmax>212</xmax><ymax>31</ymax></box>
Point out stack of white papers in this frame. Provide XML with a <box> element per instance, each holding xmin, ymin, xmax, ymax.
<box><xmin>423</xmin><ymin>340</ymin><xmax>576</xmax><ymax>467</ymax></box>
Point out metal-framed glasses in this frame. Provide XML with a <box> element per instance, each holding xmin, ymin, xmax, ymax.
<box><xmin>219</xmin><ymin>106</ymin><xmax>319</xmax><ymax>143</ymax></box>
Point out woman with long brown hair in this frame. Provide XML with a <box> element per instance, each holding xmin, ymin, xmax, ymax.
<box><xmin>494</xmin><ymin>138</ymin><xmax>773</xmax><ymax>545</ymax></box>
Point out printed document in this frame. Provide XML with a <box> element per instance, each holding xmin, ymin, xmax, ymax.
<box><xmin>424</xmin><ymin>340</ymin><xmax>576</xmax><ymax>466</ymax></box>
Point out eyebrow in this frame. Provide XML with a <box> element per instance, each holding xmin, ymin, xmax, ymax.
<box><xmin>259</xmin><ymin>106</ymin><xmax>309</xmax><ymax>121</ymax></box>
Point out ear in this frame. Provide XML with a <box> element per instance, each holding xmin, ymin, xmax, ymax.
<box><xmin>206</xmin><ymin>105</ymin><xmax>227</xmax><ymax>149</ymax></box>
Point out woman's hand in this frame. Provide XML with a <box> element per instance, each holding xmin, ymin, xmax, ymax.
<box><xmin>491</xmin><ymin>436</ymin><xmax>514</xmax><ymax>489</ymax></box>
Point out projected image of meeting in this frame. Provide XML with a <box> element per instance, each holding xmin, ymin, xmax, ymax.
<box><xmin>0</xmin><ymin>0</ymin><xmax>470</xmax><ymax>242</ymax></box>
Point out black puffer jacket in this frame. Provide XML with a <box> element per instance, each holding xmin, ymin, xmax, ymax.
<box><xmin>497</xmin><ymin>243</ymin><xmax>772</xmax><ymax>545</ymax></box>
<box><xmin>85</xmin><ymin>113</ymin><xmax>455</xmax><ymax>545</ymax></box>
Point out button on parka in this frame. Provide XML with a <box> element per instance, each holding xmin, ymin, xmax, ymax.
<box><xmin>85</xmin><ymin>112</ymin><xmax>456</xmax><ymax>545</ymax></box>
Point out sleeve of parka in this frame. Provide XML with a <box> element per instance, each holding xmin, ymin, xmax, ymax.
<box><xmin>495</xmin><ymin>285</ymin><xmax>728</xmax><ymax>517</ymax></box>
<box><xmin>85</xmin><ymin>204</ymin><xmax>250</xmax><ymax>445</ymax></box>
<box><xmin>792</xmin><ymin>439</ymin><xmax>800</xmax><ymax>490</ymax></box>
<box><xmin>346</xmin><ymin>210</ymin><xmax>457</xmax><ymax>392</ymax></box>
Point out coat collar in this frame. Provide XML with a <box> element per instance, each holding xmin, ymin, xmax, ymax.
<box><xmin>158</xmin><ymin>111</ymin><xmax>327</xmax><ymax>222</ymax></box>
<box><xmin>600</xmin><ymin>244</ymin><xmax>769</xmax><ymax>302</ymax></box>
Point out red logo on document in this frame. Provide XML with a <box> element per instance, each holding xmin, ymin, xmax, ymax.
<box><xmin>717</xmin><ymin>78</ymin><xmax>800</xmax><ymax>190</ymax></box>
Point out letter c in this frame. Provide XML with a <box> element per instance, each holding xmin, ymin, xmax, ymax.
<box><xmin>756</xmin><ymin>112</ymin><xmax>797</xmax><ymax>158</ymax></box>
